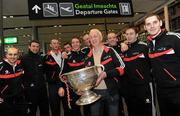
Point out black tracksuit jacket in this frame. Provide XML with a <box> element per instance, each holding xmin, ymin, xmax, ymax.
<box><xmin>63</xmin><ymin>50</ymin><xmax>86</xmax><ymax>75</ymax></box>
<box><xmin>85</xmin><ymin>46</ymin><xmax>125</xmax><ymax>95</ymax></box>
<box><xmin>44</xmin><ymin>50</ymin><xmax>64</xmax><ymax>86</ymax></box>
<box><xmin>148</xmin><ymin>31</ymin><xmax>180</xmax><ymax>89</ymax></box>
<box><xmin>123</xmin><ymin>40</ymin><xmax>152</xmax><ymax>85</ymax></box>
<box><xmin>21</xmin><ymin>51</ymin><xmax>46</xmax><ymax>88</ymax></box>
<box><xmin>0</xmin><ymin>60</ymin><xmax>24</xmax><ymax>99</ymax></box>
<box><xmin>62</xmin><ymin>50</ymin><xmax>86</xmax><ymax>113</ymax></box>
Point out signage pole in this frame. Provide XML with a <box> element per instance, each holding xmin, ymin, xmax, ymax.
<box><xmin>0</xmin><ymin>0</ymin><xmax>4</xmax><ymax>60</ymax></box>
<box><xmin>32</xmin><ymin>26</ymin><xmax>39</xmax><ymax>40</ymax></box>
<box><xmin>104</xmin><ymin>18</ymin><xmax>108</xmax><ymax>37</ymax></box>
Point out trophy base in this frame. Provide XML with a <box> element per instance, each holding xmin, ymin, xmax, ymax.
<box><xmin>76</xmin><ymin>90</ymin><xmax>101</xmax><ymax>105</ymax></box>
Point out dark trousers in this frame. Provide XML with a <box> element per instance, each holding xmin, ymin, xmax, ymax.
<box><xmin>118</xmin><ymin>91</ymin><xmax>125</xmax><ymax>116</ymax></box>
<box><xmin>90</xmin><ymin>90</ymin><xmax>119</xmax><ymax>116</ymax></box>
<box><xmin>63</xmin><ymin>88</ymin><xmax>81</xmax><ymax>116</ymax></box>
<box><xmin>25</xmin><ymin>85</ymin><xmax>49</xmax><ymax>116</ymax></box>
<box><xmin>48</xmin><ymin>83</ymin><xmax>66</xmax><ymax>116</ymax></box>
<box><xmin>124</xmin><ymin>97</ymin><xmax>152</xmax><ymax>116</ymax></box>
<box><xmin>123</xmin><ymin>84</ymin><xmax>152</xmax><ymax>116</ymax></box>
<box><xmin>157</xmin><ymin>87</ymin><xmax>180</xmax><ymax>116</ymax></box>
<box><xmin>0</xmin><ymin>94</ymin><xmax>27</xmax><ymax>116</ymax></box>
<box><xmin>83</xmin><ymin>105</ymin><xmax>90</xmax><ymax>116</ymax></box>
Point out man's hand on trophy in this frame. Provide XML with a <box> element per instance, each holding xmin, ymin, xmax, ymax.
<box><xmin>58</xmin><ymin>87</ymin><xmax>65</xmax><ymax>97</ymax></box>
<box><xmin>76</xmin><ymin>89</ymin><xmax>83</xmax><ymax>96</ymax></box>
<box><xmin>95</xmin><ymin>71</ymin><xmax>107</xmax><ymax>86</ymax></box>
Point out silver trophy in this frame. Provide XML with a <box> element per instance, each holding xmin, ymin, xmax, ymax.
<box><xmin>60</xmin><ymin>65</ymin><xmax>104</xmax><ymax>105</ymax></box>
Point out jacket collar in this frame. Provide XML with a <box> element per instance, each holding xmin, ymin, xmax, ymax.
<box><xmin>147</xmin><ymin>30</ymin><xmax>167</xmax><ymax>42</ymax></box>
<box><xmin>47</xmin><ymin>48</ymin><xmax>62</xmax><ymax>55</ymax></box>
<box><xmin>87</xmin><ymin>45</ymin><xmax>109</xmax><ymax>57</ymax></box>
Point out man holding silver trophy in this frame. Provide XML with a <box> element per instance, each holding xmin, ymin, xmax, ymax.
<box><xmin>60</xmin><ymin>28</ymin><xmax>125</xmax><ymax>116</ymax></box>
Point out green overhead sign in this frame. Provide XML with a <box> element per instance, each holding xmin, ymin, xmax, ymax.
<box><xmin>28</xmin><ymin>0</ymin><xmax>133</xmax><ymax>19</ymax></box>
<box><xmin>4</xmin><ymin>37</ymin><xmax>18</xmax><ymax>44</ymax></box>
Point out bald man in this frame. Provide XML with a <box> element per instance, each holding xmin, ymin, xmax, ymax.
<box><xmin>0</xmin><ymin>47</ymin><xmax>27</xmax><ymax>116</ymax></box>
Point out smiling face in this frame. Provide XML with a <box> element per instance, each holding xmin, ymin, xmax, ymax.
<box><xmin>29</xmin><ymin>42</ymin><xmax>40</xmax><ymax>54</ymax></box>
<box><xmin>89</xmin><ymin>29</ymin><xmax>103</xmax><ymax>47</ymax></box>
<box><xmin>6</xmin><ymin>47</ymin><xmax>19</xmax><ymax>65</ymax></box>
<box><xmin>50</xmin><ymin>39</ymin><xmax>60</xmax><ymax>51</ymax></box>
<box><xmin>63</xmin><ymin>43</ymin><xmax>72</xmax><ymax>53</ymax></box>
<box><xmin>71</xmin><ymin>37</ymin><xmax>81</xmax><ymax>51</ymax></box>
<box><xmin>83</xmin><ymin>34</ymin><xmax>91</xmax><ymax>47</ymax></box>
<box><xmin>144</xmin><ymin>15</ymin><xmax>162</xmax><ymax>36</ymax></box>
<box><xmin>125</xmin><ymin>28</ymin><xmax>138</xmax><ymax>44</ymax></box>
<box><xmin>107</xmin><ymin>32</ymin><xmax>118</xmax><ymax>46</ymax></box>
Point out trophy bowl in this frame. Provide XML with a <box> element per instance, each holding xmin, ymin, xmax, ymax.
<box><xmin>60</xmin><ymin>65</ymin><xmax>104</xmax><ymax>105</ymax></box>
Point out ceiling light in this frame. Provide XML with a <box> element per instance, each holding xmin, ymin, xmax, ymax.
<box><xmin>3</xmin><ymin>16</ymin><xmax>7</xmax><ymax>19</ymax></box>
<box><xmin>58</xmin><ymin>25</ymin><xmax>62</xmax><ymax>27</ymax></box>
<box><xmin>20</xmin><ymin>27</ymin><xmax>24</xmax><ymax>29</ymax></box>
<box><xmin>15</xmin><ymin>28</ymin><xmax>19</xmax><ymax>30</ymax></box>
<box><xmin>53</xmin><ymin>25</ymin><xmax>57</xmax><ymax>27</ymax></box>
<box><xmin>9</xmin><ymin>16</ymin><xmax>14</xmax><ymax>18</ymax></box>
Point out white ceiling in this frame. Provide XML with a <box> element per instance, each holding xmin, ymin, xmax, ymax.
<box><xmin>2</xmin><ymin>0</ymin><xmax>174</xmax><ymax>48</ymax></box>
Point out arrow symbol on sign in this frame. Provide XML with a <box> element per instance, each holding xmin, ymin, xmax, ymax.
<box><xmin>32</xmin><ymin>5</ymin><xmax>41</xmax><ymax>14</ymax></box>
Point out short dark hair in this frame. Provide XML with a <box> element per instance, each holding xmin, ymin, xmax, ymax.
<box><xmin>63</xmin><ymin>42</ymin><xmax>71</xmax><ymax>46</ymax></box>
<box><xmin>71</xmin><ymin>36</ymin><xmax>81</xmax><ymax>43</ymax></box>
<box><xmin>29</xmin><ymin>40</ymin><xmax>40</xmax><ymax>46</ymax></box>
<box><xmin>144</xmin><ymin>13</ymin><xmax>161</xmax><ymax>24</ymax></box>
<box><xmin>125</xmin><ymin>25</ymin><xmax>138</xmax><ymax>34</ymax></box>
<box><xmin>50</xmin><ymin>38</ymin><xmax>60</xmax><ymax>44</ymax></box>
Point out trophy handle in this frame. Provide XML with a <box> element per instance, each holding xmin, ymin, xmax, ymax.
<box><xmin>60</xmin><ymin>74</ymin><xmax>67</xmax><ymax>83</ymax></box>
<box><xmin>59</xmin><ymin>74</ymin><xmax>72</xmax><ymax>109</ymax></box>
<box><xmin>59</xmin><ymin>74</ymin><xmax>74</xmax><ymax>90</ymax></box>
<box><xmin>96</xmin><ymin>64</ymin><xmax>105</xmax><ymax>71</ymax></box>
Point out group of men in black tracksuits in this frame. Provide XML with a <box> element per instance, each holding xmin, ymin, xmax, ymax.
<box><xmin>1</xmin><ymin>13</ymin><xmax>180</xmax><ymax>116</ymax></box>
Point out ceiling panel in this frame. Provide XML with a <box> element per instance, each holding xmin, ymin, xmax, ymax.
<box><xmin>2</xmin><ymin>0</ymin><xmax>174</xmax><ymax>48</ymax></box>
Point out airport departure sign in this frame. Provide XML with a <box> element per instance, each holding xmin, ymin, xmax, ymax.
<box><xmin>28</xmin><ymin>0</ymin><xmax>133</xmax><ymax>19</ymax></box>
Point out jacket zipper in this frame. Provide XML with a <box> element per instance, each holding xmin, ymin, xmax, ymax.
<box><xmin>1</xmin><ymin>85</ymin><xmax>8</xmax><ymax>94</ymax></box>
<box><xmin>51</xmin><ymin>71</ymin><xmax>55</xmax><ymax>79</ymax></box>
<box><xmin>163</xmin><ymin>68</ymin><xmax>176</xmax><ymax>81</ymax></box>
<box><xmin>135</xmin><ymin>69</ymin><xmax>144</xmax><ymax>79</ymax></box>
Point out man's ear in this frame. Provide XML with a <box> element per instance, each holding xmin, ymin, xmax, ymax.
<box><xmin>144</xmin><ymin>25</ymin><xmax>147</xmax><ymax>31</ymax></box>
<box><xmin>136</xmin><ymin>33</ymin><xmax>138</xmax><ymax>38</ymax></box>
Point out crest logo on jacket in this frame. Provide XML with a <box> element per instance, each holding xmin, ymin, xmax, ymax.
<box><xmin>88</xmin><ymin>61</ymin><xmax>91</xmax><ymax>66</ymax></box>
<box><xmin>157</xmin><ymin>47</ymin><xmax>166</xmax><ymax>51</ymax></box>
<box><xmin>5</xmin><ymin>70</ymin><xmax>10</xmax><ymax>74</ymax></box>
<box><xmin>132</xmin><ymin>52</ymin><xmax>140</xmax><ymax>55</ymax></box>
